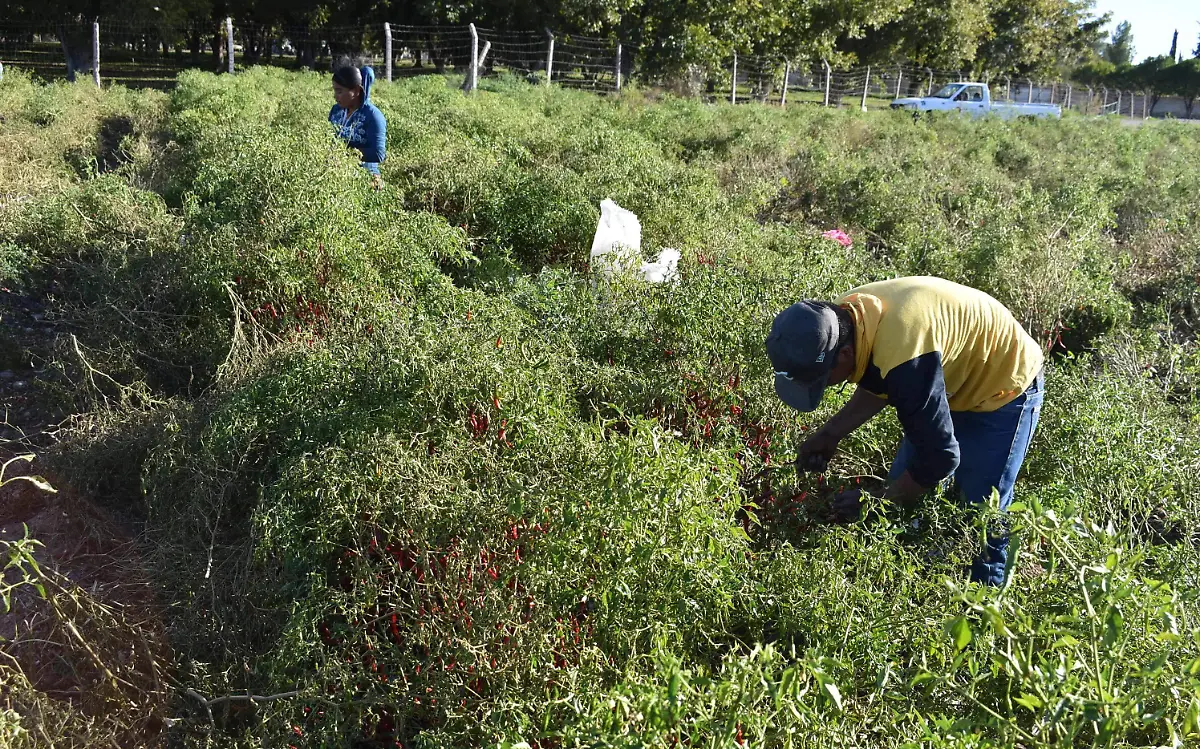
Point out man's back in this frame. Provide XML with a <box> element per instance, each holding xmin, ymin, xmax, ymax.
<box><xmin>840</xmin><ymin>276</ymin><xmax>1043</xmax><ymax>412</ymax></box>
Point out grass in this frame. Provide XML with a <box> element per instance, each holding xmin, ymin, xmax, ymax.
<box><xmin>0</xmin><ymin>66</ymin><xmax>1198</xmax><ymax>748</ymax></box>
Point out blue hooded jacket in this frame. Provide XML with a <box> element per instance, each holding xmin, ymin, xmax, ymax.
<box><xmin>329</xmin><ymin>65</ymin><xmax>387</xmax><ymax>175</ymax></box>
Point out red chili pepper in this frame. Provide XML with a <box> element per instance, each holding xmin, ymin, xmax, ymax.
<box><xmin>493</xmin><ymin>395</ymin><xmax>501</xmax><ymax>411</ymax></box>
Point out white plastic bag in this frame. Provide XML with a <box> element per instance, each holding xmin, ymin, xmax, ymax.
<box><xmin>589</xmin><ymin>199</ymin><xmax>641</xmax><ymax>279</ymax></box>
<box><xmin>640</xmin><ymin>248</ymin><xmax>680</xmax><ymax>283</ymax></box>
<box><xmin>589</xmin><ymin>200</ymin><xmax>678</xmax><ymax>283</ymax></box>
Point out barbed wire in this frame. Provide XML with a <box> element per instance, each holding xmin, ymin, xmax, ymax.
<box><xmin>0</xmin><ymin>19</ymin><xmax>1183</xmax><ymax>118</ymax></box>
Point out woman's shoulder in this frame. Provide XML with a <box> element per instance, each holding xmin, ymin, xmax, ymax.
<box><xmin>363</xmin><ymin>102</ymin><xmax>387</xmax><ymax>124</ymax></box>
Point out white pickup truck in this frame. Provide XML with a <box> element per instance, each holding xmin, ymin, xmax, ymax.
<box><xmin>890</xmin><ymin>82</ymin><xmax>1061</xmax><ymax>119</ymax></box>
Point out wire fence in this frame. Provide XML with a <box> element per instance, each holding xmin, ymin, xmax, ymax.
<box><xmin>0</xmin><ymin>17</ymin><xmax>1194</xmax><ymax>118</ymax></box>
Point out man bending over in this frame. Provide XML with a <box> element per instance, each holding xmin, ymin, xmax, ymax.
<box><xmin>766</xmin><ymin>276</ymin><xmax>1044</xmax><ymax>585</ymax></box>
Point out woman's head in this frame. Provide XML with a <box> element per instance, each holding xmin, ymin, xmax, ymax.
<box><xmin>332</xmin><ymin>64</ymin><xmax>364</xmax><ymax>109</ymax></box>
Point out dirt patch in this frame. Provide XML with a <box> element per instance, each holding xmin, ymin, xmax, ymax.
<box><xmin>0</xmin><ymin>469</ymin><xmax>170</xmax><ymax>746</ymax></box>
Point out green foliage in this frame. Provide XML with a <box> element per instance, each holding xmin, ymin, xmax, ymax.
<box><xmin>1104</xmin><ymin>20</ymin><xmax>1136</xmax><ymax>67</ymax></box>
<box><xmin>2</xmin><ymin>70</ymin><xmax>1200</xmax><ymax>748</ymax></box>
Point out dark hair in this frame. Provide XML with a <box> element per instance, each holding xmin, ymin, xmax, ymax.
<box><xmin>815</xmin><ymin>301</ymin><xmax>854</xmax><ymax>353</ymax></box>
<box><xmin>332</xmin><ymin>64</ymin><xmax>363</xmax><ymax>92</ymax></box>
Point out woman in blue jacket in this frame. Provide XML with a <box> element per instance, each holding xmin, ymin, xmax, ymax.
<box><xmin>329</xmin><ymin>64</ymin><xmax>386</xmax><ymax>182</ymax></box>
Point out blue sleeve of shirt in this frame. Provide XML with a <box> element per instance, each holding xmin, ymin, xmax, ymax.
<box><xmin>885</xmin><ymin>351</ymin><xmax>960</xmax><ymax>487</ymax></box>
<box><xmin>359</xmin><ymin>106</ymin><xmax>387</xmax><ymax>174</ymax></box>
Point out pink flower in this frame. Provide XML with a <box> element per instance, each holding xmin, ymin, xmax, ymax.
<box><xmin>822</xmin><ymin>229</ymin><xmax>853</xmax><ymax>248</ymax></box>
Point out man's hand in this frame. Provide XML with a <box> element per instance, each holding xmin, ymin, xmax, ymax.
<box><xmin>830</xmin><ymin>488</ymin><xmax>863</xmax><ymax>522</ymax></box>
<box><xmin>797</xmin><ymin>428</ymin><xmax>841</xmax><ymax>473</ymax></box>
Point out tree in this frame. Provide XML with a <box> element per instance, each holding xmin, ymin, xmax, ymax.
<box><xmin>975</xmin><ymin>0</ymin><xmax>1108</xmax><ymax>76</ymax></box>
<box><xmin>1162</xmin><ymin>57</ymin><xmax>1200</xmax><ymax>116</ymax></box>
<box><xmin>1104</xmin><ymin>20</ymin><xmax>1133</xmax><ymax>65</ymax></box>
<box><xmin>1072</xmin><ymin>58</ymin><xmax>1115</xmax><ymax>86</ymax></box>
<box><xmin>1169</xmin><ymin>29</ymin><xmax>1177</xmax><ymax>59</ymax></box>
<box><xmin>1122</xmin><ymin>55</ymin><xmax>1172</xmax><ymax>112</ymax></box>
<box><xmin>849</xmin><ymin>0</ymin><xmax>995</xmax><ymax>72</ymax></box>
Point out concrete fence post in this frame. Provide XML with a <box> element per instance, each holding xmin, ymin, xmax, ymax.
<box><xmin>461</xmin><ymin>38</ymin><xmax>490</xmax><ymax>91</ymax></box>
<box><xmin>1116</xmin><ymin>89</ymin><xmax>1122</xmax><ymax>116</ymax></box>
<box><xmin>1005</xmin><ymin>77</ymin><xmax>1011</xmax><ymax>101</ymax></box>
<box><xmin>468</xmin><ymin>24</ymin><xmax>479</xmax><ymax>92</ymax></box>
<box><xmin>730</xmin><ymin>52</ymin><xmax>737</xmax><ymax>103</ymax></box>
<box><xmin>1143</xmin><ymin>91</ymin><xmax>1148</xmax><ymax>119</ymax></box>
<box><xmin>615</xmin><ymin>43</ymin><xmax>622</xmax><ymax>91</ymax></box>
<box><xmin>92</xmin><ymin>20</ymin><xmax>101</xmax><ymax>87</ymax></box>
<box><xmin>894</xmin><ymin>65</ymin><xmax>902</xmax><ymax>98</ymax></box>
<box><xmin>225</xmin><ymin>17</ymin><xmax>234</xmax><ymax>74</ymax></box>
<box><xmin>823</xmin><ymin>58</ymin><xmax>832</xmax><ymax>106</ymax></box>
<box><xmin>0</xmin><ymin>62</ymin><xmax>5</xmax><ymax>81</ymax></box>
<box><xmin>781</xmin><ymin>61</ymin><xmax>789</xmax><ymax>107</ymax></box>
<box><xmin>926</xmin><ymin>68</ymin><xmax>933</xmax><ymax>97</ymax></box>
<box><xmin>860</xmin><ymin>65</ymin><xmax>871</xmax><ymax>111</ymax></box>
<box><xmin>545</xmin><ymin>30</ymin><xmax>554</xmax><ymax>86</ymax></box>
<box><xmin>384</xmin><ymin>23</ymin><xmax>393</xmax><ymax>82</ymax></box>
<box><xmin>1026</xmin><ymin>79</ymin><xmax>1032</xmax><ymax>103</ymax></box>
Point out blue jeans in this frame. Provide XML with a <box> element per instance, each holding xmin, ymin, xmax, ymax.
<box><xmin>888</xmin><ymin>371</ymin><xmax>1044</xmax><ymax>585</ymax></box>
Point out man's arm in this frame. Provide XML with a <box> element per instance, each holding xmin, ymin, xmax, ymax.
<box><xmin>798</xmin><ymin>387</ymin><xmax>888</xmax><ymax>467</ymax></box>
<box><xmin>884</xmin><ymin>352</ymin><xmax>960</xmax><ymax>503</ymax></box>
<box><xmin>883</xmin><ymin>471</ymin><xmax>927</xmax><ymax>504</ymax></box>
<box><xmin>830</xmin><ymin>357</ymin><xmax>956</xmax><ymax>521</ymax></box>
<box><xmin>821</xmin><ymin>387</ymin><xmax>888</xmax><ymax>440</ymax></box>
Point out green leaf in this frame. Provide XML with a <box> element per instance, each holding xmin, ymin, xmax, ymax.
<box><xmin>820</xmin><ymin>680</ymin><xmax>843</xmax><ymax>712</ymax></box>
<box><xmin>947</xmin><ymin>616</ymin><xmax>973</xmax><ymax>651</ymax></box>
<box><xmin>1102</xmin><ymin>609</ymin><xmax>1124</xmax><ymax>649</ymax></box>
<box><xmin>1014</xmin><ymin>693</ymin><xmax>1043</xmax><ymax>711</ymax></box>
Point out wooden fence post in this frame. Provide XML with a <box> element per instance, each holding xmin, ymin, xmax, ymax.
<box><xmin>545</xmin><ymin>30</ymin><xmax>554</xmax><ymax>86</ymax></box>
<box><xmin>225</xmin><ymin>17</ymin><xmax>234</xmax><ymax>74</ymax></box>
<box><xmin>780</xmin><ymin>61</ymin><xmax>789</xmax><ymax>107</ymax></box>
<box><xmin>92</xmin><ymin>20</ymin><xmax>100</xmax><ymax>87</ymax></box>
<box><xmin>468</xmin><ymin>23</ymin><xmax>478</xmax><ymax>92</ymax></box>
<box><xmin>384</xmin><ymin>23</ymin><xmax>392</xmax><ymax>82</ymax></box>
<box><xmin>615</xmin><ymin>43</ymin><xmax>622</xmax><ymax>91</ymax></box>
<box><xmin>860</xmin><ymin>65</ymin><xmax>870</xmax><ymax>111</ymax></box>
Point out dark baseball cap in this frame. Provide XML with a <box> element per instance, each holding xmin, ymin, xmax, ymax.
<box><xmin>765</xmin><ymin>301</ymin><xmax>843</xmax><ymax>412</ymax></box>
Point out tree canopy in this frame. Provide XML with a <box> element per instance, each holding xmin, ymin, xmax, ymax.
<box><xmin>9</xmin><ymin>0</ymin><xmax>1111</xmax><ymax>77</ymax></box>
